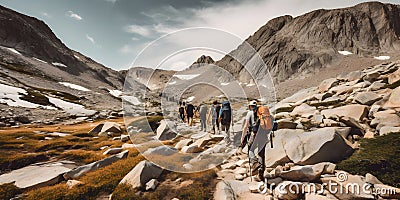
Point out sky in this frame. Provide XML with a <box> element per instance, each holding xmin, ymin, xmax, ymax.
<box><xmin>0</xmin><ymin>0</ymin><xmax>399</xmax><ymax>71</ymax></box>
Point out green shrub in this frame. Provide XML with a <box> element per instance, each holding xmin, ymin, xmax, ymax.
<box><xmin>337</xmin><ymin>133</ymin><xmax>400</xmax><ymax>187</ymax></box>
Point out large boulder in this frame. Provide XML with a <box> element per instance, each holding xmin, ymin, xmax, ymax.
<box><xmin>156</xmin><ymin>120</ymin><xmax>178</xmax><ymax>141</ymax></box>
<box><xmin>0</xmin><ymin>161</ymin><xmax>76</xmax><ymax>190</ymax></box>
<box><xmin>265</xmin><ymin>129</ymin><xmax>304</xmax><ymax>167</ymax></box>
<box><xmin>181</xmin><ymin>144</ymin><xmax>202</xmax><ymax>153</ymax></box>
<box><xmin>284</xmin><ymin>127</ymin><xmax>354</xmax><ymax>165</ymax></box>
<box><xmin>119</xmin><ymin>160</ymin><xmax>163</xmax><ymax>190</ymax></box>
<box><xmin>370</xmin><ymin>110</ymin><xmax>400</xmax><ymax>130</ymax></box>
<box><xmin>321</xmin><ymin>105</ymin><xmax>368</xmax><ymax>121</ymax></box>
<box><xmin>279</xmin><ymin>162</ymin><xmax>336</xmax><ymax>182</ymax></box>
<box><xmin>354</xmin><ymin>92</ymin><xmax>382</xmax><ymax>106</ymax></box>
<box><xmin>384</xmin><ymin>87</ymin><xmax>400</xmax><ymax>111</ymax></box>
<box><xmin>64</xmin><ymin>150</ymin><xmax>129</xmax><ymax>180</ymax></box>
<box><xmin>388</xmin><ymin>68</ymin><xmax>400</xmax><ymax>85</ymax></box>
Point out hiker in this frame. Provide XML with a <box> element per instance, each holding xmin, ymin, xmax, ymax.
<box><xmin>199</xmin><ymin>103</ymin><xmax>208</xmax><ymax>131</ymax></box>
<box><xmin>215</xmin><ymin>101</ymin><xmax>221</xmax><ymax>133</ymax></box>
<box><xmin>240</xmin><ymin>100</ymin><xmax>273</xmax><ymax>182</ymax></box>
<box><xmin>208</xmin><ymin>100</ymin><xmax>218</xmax><ymax>134</ymax></box>
<box><xmin>219</xmin><ymin>100</ymin><xmax>233</xmax><ymax>142</ymax></box>
<box><xmin>178</xmin><ymin>102</ymin><xmax>185</xmax><ymax>122</ymax></box>
<box><xmin>185</xmin><ymin>103</ymin><xmax>195</xmax><ymax>126</ymax></box>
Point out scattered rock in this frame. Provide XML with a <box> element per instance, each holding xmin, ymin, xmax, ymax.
<box><xmin>156</xmin><ymin>120</ymin><xmax>178</xmax><ymax>141</ymax></box>
<box><xmin>120</xmin><ymin>135</ymin><xmax>130</xmax><ymax>142</ymax></box>
<box><xmin>145</xmin><ymin>179</ymin><xmax>159</xmax><ymax>191</ymax></box>
<box><xmin>379</xmin><ymin>126</ymin><xmax>400</xmax><ymax>136</ymax></box>
<box><xmin>354</xmin><ymin>92</ymin><xmax>382</xmax><ymax>105</ymax></box>
<box><xmin>279</xmin><ymin>162</ymin><xmax>336</xmax><ymax>182</ymax></box>
<box><xmin>174</xmin><ymin>139</ymin><xmax>193</xmax><ymax>150</ymax></box>
<box><xmin>221</xmin><ymin>162</ymin><xmax>237</xmax><ymax>170</ymax></box>
<box><xmin>277</xmin><ymin>119</ymin><xmax>298</xmax><ymax>129</ymax></box>
<box><xmin>119</xmin><ymin>160</ymin><xmax>163</xmax><ymax>190</ymax></box>
<box><xmin>0</xmin><ymin>161</ymin><xmax>76</xmax><ymax>190</ymax></box>
<box><xmin>66</xmin><ymin>180</ymin><xmax>83</xmax><ymax>189</ymax></box>
<box><xmin>321</xmin><ymin>104</ymin><xmax>368</xmax><ymax>121</ymax></box>
<box><xmin>214</xmin><ymin>181</ymin><xmax>236</xmax><ymax>200</ymax></box>
<box><xmin>143</xmin><ymin>146</ymin><xmax>177</xmax><ymax>156</ymax></box>
<box><xmin>103</xmin><ymin>148</ymin><xmax>123</xmax><ymax>155</ymax></box>
<box><xmin>89</xmin><ymin>122</ymin><xmax>122</xmax><ymax>136</ymax></box>
<box><xmin>319</xmin><ymin>78</ymin><xmax>339</xmax><ymax>93</ymax></box>
<box><xmin>64</xmin><ymin>150</ymin><xmax>128</xmax><ymax>180</ymax></box>
<box><xmin>291</xmin><ymin>103</ymin><xmax>317</xmax><ymax>118</ymax></box>
<box><xmin>384</xmin><ymin>87</ymin><xmax>400</xmax><ymax>110</ymax></box>
<box><xmin>365</xmin><ymin>173</ymin><xmax>383</xmax><ymax>185</ymax></box>
<box><xmin>274</xmin><ymin>181</ymin><xmax>303</xmax><ymax>200</ymax></box>
<box><xmin>181</xmin><ymin>144</ymin><xmax>202</xmax><ymax>153</ymax></box>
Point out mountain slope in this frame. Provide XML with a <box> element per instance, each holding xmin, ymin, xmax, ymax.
<box><xmin>0</xmin><ymin>5</ymin><xmax>147</xmax><ymax>123</ymax></box>
<box><xmin>216</xmin><ymin>2</ymin><xmax>400</xmax><ymax>83</ymax></box>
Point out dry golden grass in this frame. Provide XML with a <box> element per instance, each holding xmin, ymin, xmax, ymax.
<box><xmin>25</xmin><ymin>150</ymin><xmax>144</xmax><ymax>200</ymax></box>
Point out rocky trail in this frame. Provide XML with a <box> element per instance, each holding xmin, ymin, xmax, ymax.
<box><xmin>1</xmin><ymin>60</ymin><xmax>400</xmax><ymax>199</ymax></box>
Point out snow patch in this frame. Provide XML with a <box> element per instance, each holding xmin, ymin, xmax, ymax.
<box><xmin>247</xmin><ymin>83</ymin><xmax>255</xmax><ymax>87</ymax></box>
<box><xmin>220</xmin><ymin>82</ymin><xmax>230</xmax><ymax>86</ymax></box>
<box><xmin>374</xmin><ymin>56</ymin><xmax>390</xmax><ymax>60</ymax></box>
<box><xmin>338</xmin><ymin>51</ymin><xmax>353</xmax><ymax>56</ymax></box>
<box><xmin>173</xmin><ymin>74</ymin><xmax>200</xmax><ymax>80</ymax></box>
<box><xmin>33</xmin><ymin>57</ymin><xmax>47</xmax><ymax>64</ymax></box>
<box><xmin>52</xmin><ymin>62</ymin><xmax>68</xmax><ymax>68</ymax></box>
<box><xmin>216</xmin><ymin>95</ymin><xmax>225</xmax><ymax>98</ymax></box>
<box><xmin>47</xmin><ymin>96</ymin><xmax>96</xmax><ymax>116</ymax></box>
<box><xmin>168</xmin><ymin>81</ymin><xmax>177</xmax><ymax>85</ymax></box>
<box><xmin>0</xmin><ymin>83</ymin><xmax>56</xmax><ymax>109</ymax></box>
<box><xmin>59</xmin><ymin>82</ymin><xmax>91</xmax><ymax>92</ymax></box>
<box><xmin>74</xmin><ymin>55</ymin><xmax>80</xmax><ymax>59</ymax></box>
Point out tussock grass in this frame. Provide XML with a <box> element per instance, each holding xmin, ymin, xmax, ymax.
<box><xmin>112</xmin><ymin>169</ymin><xmax>218</xmax><ymax>200</ymax></box>
<box><xmin>59</xmin><ymin>150</ymin><xmax>106</xmax><ymax>164</ymax></box>
<box><xmin>0</xmin><ymin>182</ymin><xmax>22</xmax><ymax>200</ymax></box>
<box><xmin>337</xmin><ymin>132</ymin><xmax>400</xmax><ymax>187</ymax></box>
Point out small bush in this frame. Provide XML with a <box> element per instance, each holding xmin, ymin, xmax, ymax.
<box><xmin>337</xmin><ymin>133</ymin><xmax>400</xmax><ymax>187</ymax></box>
<box><xmin>0</xmin><ymin>182</ymin><xmax>22</xmax><ymax>200</ymax></box>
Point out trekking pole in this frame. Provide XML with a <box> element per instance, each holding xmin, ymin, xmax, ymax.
<box><xmin>247</xmin><ymin>132</ymin><xmax>252</xmax><ymax>182</ymax></box>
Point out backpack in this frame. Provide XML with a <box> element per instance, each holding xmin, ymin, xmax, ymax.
<box><xmin>219</xmin><ymin>101</ymin><xmax>232</xmax><ymax>125</ymax></box>
<box><xmin>256</xmin><ymin>106</ymin><xmax>273</xmax><ymax>131</ymax></box>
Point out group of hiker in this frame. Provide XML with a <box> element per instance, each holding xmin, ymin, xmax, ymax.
<box><xmin>178</xmin><ymin>100</ymin><xmax>233</xmax><ymax>137</ymax></box>
<box><xmin>178</xmin><ymin>99</ymin><xmax>277</xmax><ymax>182</ymax></box>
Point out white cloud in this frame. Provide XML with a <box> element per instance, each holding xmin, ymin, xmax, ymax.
<box><xmin>86</xmin><ymin>34</ymin><xmax>96</xmax><ymax>44</ymax></box>
<box><xmin>125</xmin><ymin>24</ymin><xmax>152</xmax><ymax>37</ymax></box>
<box><xmin>131</xmin><ymin>37</ymin><xmax>140</xmax><ymax>41</ymax></box>
<box><xmin>120</xmin><ymin>44</ymin><xmax>135</xmax><ymax>54</ymax></box>
<box><xmin>67</xmin><ymin>11</ymin><xmax>83</xmax><ymax>21</ymax></box>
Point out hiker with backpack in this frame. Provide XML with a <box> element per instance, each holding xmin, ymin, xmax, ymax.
<box><xmin>208</xmin><ymin>100</ymin><xmax>219</xmax><ymax>134</ymax></box>
<box><xmin>215</xmin><ymin>101</ymin><xmax>221</xmax><ymax>133</ymax></box>
<box><xmin>185</xmin><ymin>103</ymin><xmax>195</xmax><ymax>126</ymax></box>
<box><xmin>240</xmin><ymin>100</ymin><xmax>274</xmax><ymax>182</ymax></box>
<box><xmin>178</xmin><ymin>102</ymin><xmax>185</xmax><ymax>122</ymax></box>
<box><xmin>219</xmin><ymin>100</ymin><xmax>233</xmax><ymax>143</ymax></box>
<box><xmin>199</xmin><ymin>103</ymin><xmax>208</xmax><ymax>132</ymax></box>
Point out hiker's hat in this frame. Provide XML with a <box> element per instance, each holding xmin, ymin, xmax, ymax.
<box><xmin>248</xmin><ymin>100</ymin><xmax>257</xmax><ymax>106</ymax></box>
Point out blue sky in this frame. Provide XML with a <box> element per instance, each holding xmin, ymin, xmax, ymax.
<box><xmin>0</xmin><ymin>0</ymin><xmax>399</xmax><ymax>71</ymax></box>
